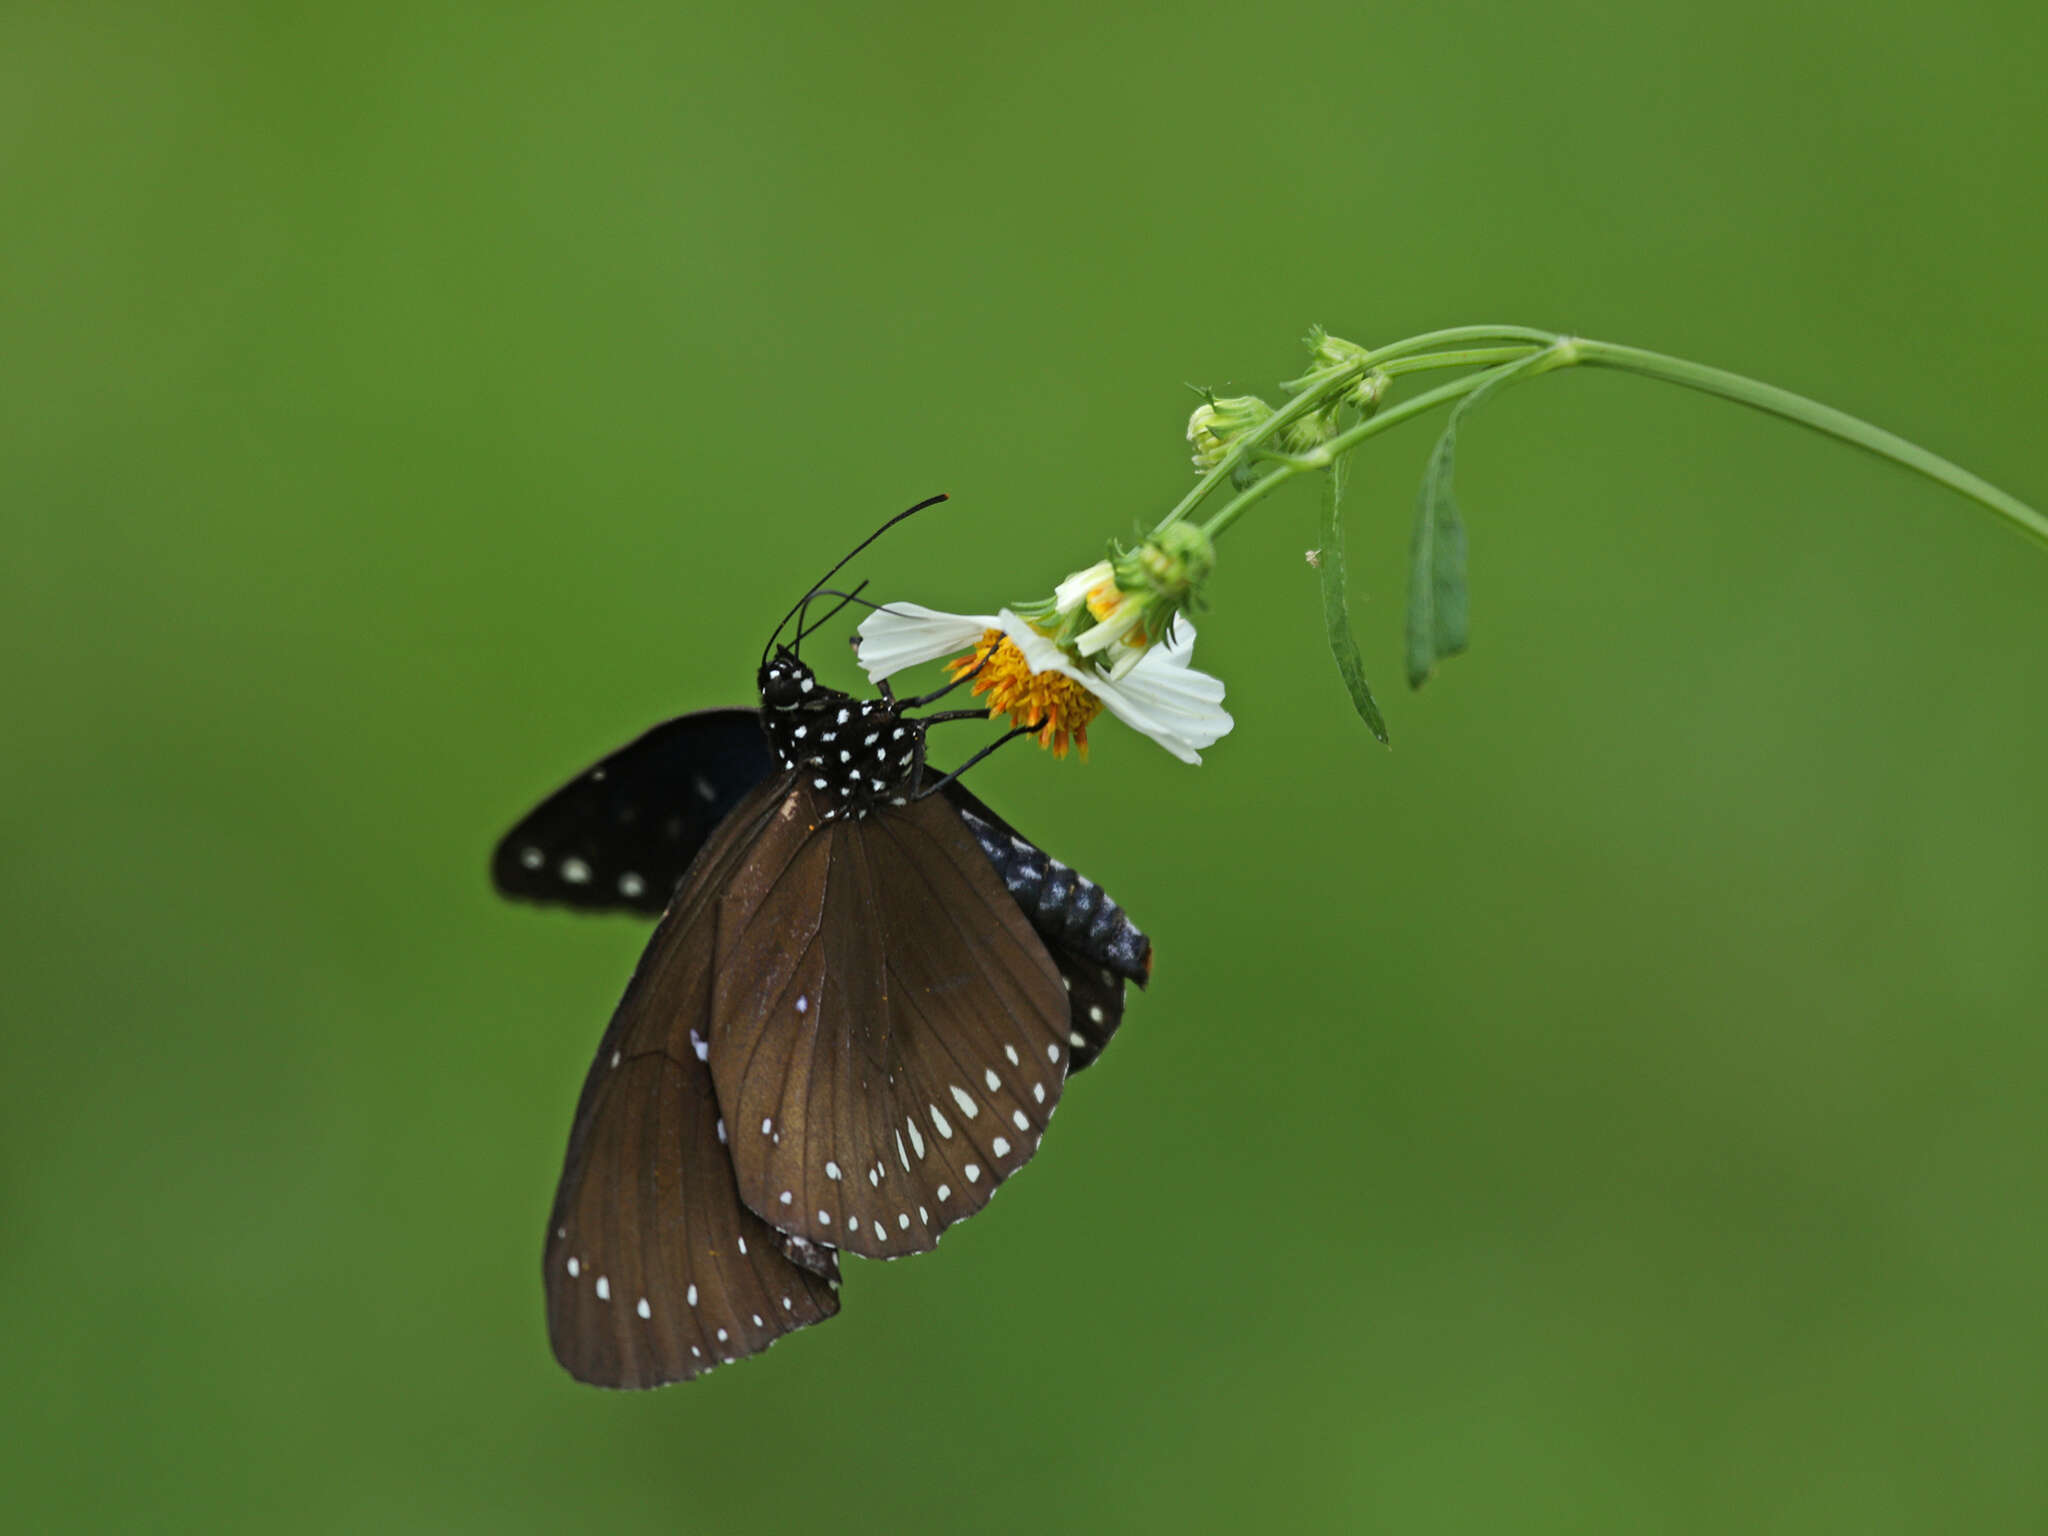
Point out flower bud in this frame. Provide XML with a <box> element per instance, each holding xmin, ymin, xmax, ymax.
<box><xmin>1130</xmin><ymin>521</ymin><xmax>1215</xmax><ymax>604</ymax></box>
<box><xmin>1280</xmin><ymin>407</ymin><xmax>1336</xmax><ymax>453</ymax></box>
<box><xmin>1289</xmin><ymin>328</ymin><xmax>1387</xmax><ymax>412</ymax></box>
<box><xmin>1303</xmin><ymin>326</ymin><xmax>1371</xmax><ymax>376</ymax></box>
<box><xmin>1186</xmin><ymin>394</ymin><xmax>1273</xmax><ymax>471</ymax></box>
<box><xmin>1349</xmin><ymin>367</ymin><xmax>1391</xmax><ymax>416</ymax></box>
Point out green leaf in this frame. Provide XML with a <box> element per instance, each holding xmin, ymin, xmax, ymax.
<box><xmin>1405</xmin><ymin>450</ymin><xmax>1469</xmax><ymax>689</ymax></box>
<box><xmin>1405</xmin><ymin>348</ymin><xmax>1556</xmax><ymax>689</ymax></box>
<box><xmin>1318</xmin><ymin>456</ymin><xmax>1391</xmax><ymax>745</ymax></box>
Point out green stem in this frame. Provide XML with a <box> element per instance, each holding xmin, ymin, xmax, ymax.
<box><xmin>1565</xmin><ymin>339</ymin><xmax>2048</xmax><ymax>549</ymax></box>
<box><xmin>1379</xmin><ymin>345</ymin><xmax>1543</xmax><ymax>377</ymax></box>
<box><xmin>1364</xmin><ymin>325</ymin><xmax>1558</xmax><ymax>364</ymax></box>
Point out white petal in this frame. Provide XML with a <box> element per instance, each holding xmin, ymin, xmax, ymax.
<box><xmin>855</xmin><ymin>603</ymin><xmax>998</xmax><ymax>683</ymax></box>
<box><xmin>995</xmin><ymin>610</ymin><xmax>1231</xmax><ymax>764</ymax></box>
<box><xmin>1074</xmin><ymin>601</ymin><xmax>1146</xmax><ymax>658</ymax></box>
<box><xmin>1092</xmin><ymin>659</ymin><xmax>1233</xmax><ymax>762</ymax></box>
<box><xmin>1052</xmin><ymin>560</ymin><xmax>1113</xmax><ymax>615</ymax></box>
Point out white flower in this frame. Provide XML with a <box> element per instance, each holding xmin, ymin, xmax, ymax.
<box><xmin>855</xmin><ymin>602</ymin><xmax>1233</xmax><ymax>764</ymax></box>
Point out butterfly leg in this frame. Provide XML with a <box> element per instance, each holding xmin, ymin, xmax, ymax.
<box><xmin>898</xmin><ymin>639</ymin><xmax>1001</xmax><ymax>709</ymax></box>
<box><xmin>912</xmin><ymin>720</ymin><xmax>1046</xmax><ymax>800</ymax></box>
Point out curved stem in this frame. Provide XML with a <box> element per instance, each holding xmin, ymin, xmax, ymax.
<box><xmin>1379</xmin><ymin>345</ymin><xmax>1544</xmax><ymax>377</ymax></box>
<box><xmin>1566</xmin><ymin>339</ymin><xmax>2048</xmax><ymax>549</ymax></box>
<box><xmin>1364</xmin><ymin>325</ymin><xmax>1558</xmax><ymax>364</ymax></box>
<box><xmin>1162</xmin><ymin>326</ymin><xmax>2046</xmax><ymax>557</ymax></box>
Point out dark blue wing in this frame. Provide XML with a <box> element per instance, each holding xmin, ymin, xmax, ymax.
<box><xmin>492</xmin><ymin>709</ymin><xmax>773</xmax><ymax>916</ymax></box>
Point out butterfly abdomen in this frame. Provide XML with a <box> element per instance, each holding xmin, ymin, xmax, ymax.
<box><xmin>955</xmin><ymin>809</ymin><xmax>1151</xmax><ymax>984</ymax></box>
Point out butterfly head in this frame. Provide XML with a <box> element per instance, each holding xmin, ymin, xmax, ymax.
<box><xmin>758</xmin><ymin>647</ymin><xmax>821</xmax><ymax>712</ymax></box>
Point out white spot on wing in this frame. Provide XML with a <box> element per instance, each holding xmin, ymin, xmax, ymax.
<box><xmin>561</xmin><ymin>857</ymin><xmax>591</xmax><ymax>884</ymax></box>
<box><xmin>595</xmin><ymin>1276</ymin><xmax>611</xmax><ymax>1301</ymax></box>
<box><xmin>984</xmin><ymin>1068</ymin><xmax>1001</xmax><ymax>1092</ymax></box>
<box><xmin>1012</xmin><ymin>1109</ymin><xmax>1029</xmax><ymax>1131</ymax></box>
<box><xmin>993</xmin><ymin>1136</ymin><xmax>1011</xmax><ymax>1157</ymax></box>
<box><xmin>949</xmin><ymin>1084</ymin><xmax>979</xmax><ymax>1119</ymax></box>
<box><xmin>1004</xmin><ymin>1045</ymin><xmax>1020</xmax><ymax>1066</ymax></box>
<box><xmin>965</xmin><ymin>1164</ymin><xmax>981</xmax><ymax>1183</ymax></box>
<box><xmin>687</xmin><ymin>1284</ymin><xmax>698</xmax><ymax>1306</ymax></box>
<box><xmin>929</xmin><ymin>1104</ymin><xmax>953</xmax><ymax>1139</ymax></box>
<box><xmin>636</xmin><ymin>1297</ymin><xmax>651</xmax><ymax>1319</ymax></box>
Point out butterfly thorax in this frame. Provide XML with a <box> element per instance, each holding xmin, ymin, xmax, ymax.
<box><xmin>757</xmin><ymin>651</ymin><xmax>923</xmax><ymax>821</ymax></box>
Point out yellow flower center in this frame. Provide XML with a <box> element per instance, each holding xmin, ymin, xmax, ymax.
<box><xmin>946</xmin><ymin>628</ymin><xmax>1104</xmax><ymax>759</ymax></box>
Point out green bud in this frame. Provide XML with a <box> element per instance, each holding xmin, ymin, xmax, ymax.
<box><xmin>1304</xmin><ymin>326</ymin><xmax>1372</xmax><ymax>375</ymax></box>
<box><xmin>1285</xmin><ymin>327</ymin><xmax>1385</xmax><ymax>412</ymax></box>
<box><xmin>1128</xmin><ymin>521</ymin><xmax>1216</xmax><ymax>604</ymax></box>
<box><xmin>1349</xmin><ymin>367</ymin><xmax>1391</xmax><ymax>416</ymax></box>
<box><xmin>1186</xmin><ymin>393</ymin><xmax>1273</xmax><ymax>471</ymax></box>
<box><xmin>1280</xmin><ymin>406</ymin><xmax>1336</xmax><ymax>453</ymax></box>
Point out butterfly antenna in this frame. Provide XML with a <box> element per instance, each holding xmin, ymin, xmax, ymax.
<box><xmin>763</xmin><ymin>493</ymin><xmax>949</xmax><ymax>664</ymax></box>
<box><xmin>789</xmin><ymin>580</ymin><xmax>872</xmax><ymax>649</ymax></box>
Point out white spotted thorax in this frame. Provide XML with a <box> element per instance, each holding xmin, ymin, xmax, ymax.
<box><xmin>757</xmin><ymin>648</ymin><xmax>925</xmax><ymax>821</ymax></box>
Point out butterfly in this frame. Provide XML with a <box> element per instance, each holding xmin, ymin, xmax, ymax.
<box><xmin>494</xmin><ymin>519</ymin><xmax>1151</xmax><ymax>1388</ymax></box>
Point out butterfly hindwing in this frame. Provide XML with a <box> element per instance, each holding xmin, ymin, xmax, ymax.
<box><xmin>494</xmin><ymin>709</ymin><xmax>773</xmax><ymax>915</ymax></box>
<box><xmin>542</xmin><ymin>773</ymin><xmax>840</xmax><ymax>1389</ymax></box>
<box><xmin>939</xmin><ymin>781</ymin><xmax>1150</xmax><ymax>1073</ymax></box>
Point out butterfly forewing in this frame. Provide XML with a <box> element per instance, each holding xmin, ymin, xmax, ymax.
<box><xmin>710</xmin><ymin>785</ymin><xmax>1071</xmax><ymax>1259</ymax></box>
<box><xmin>543</xmin><ymin>772</ymin><xmax>840</xmax><ymax>1389</ymax></box>
<box><xmin>495</xmin><ymin>710</ymin><xmax>772</xmax><ymax>915</ymax></box>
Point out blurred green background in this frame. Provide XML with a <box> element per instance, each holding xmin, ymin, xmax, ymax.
<box><xmin>5</xmin><ymin>1</ymin><xmax>2045</xmax><ymax>1531</ymax></box>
